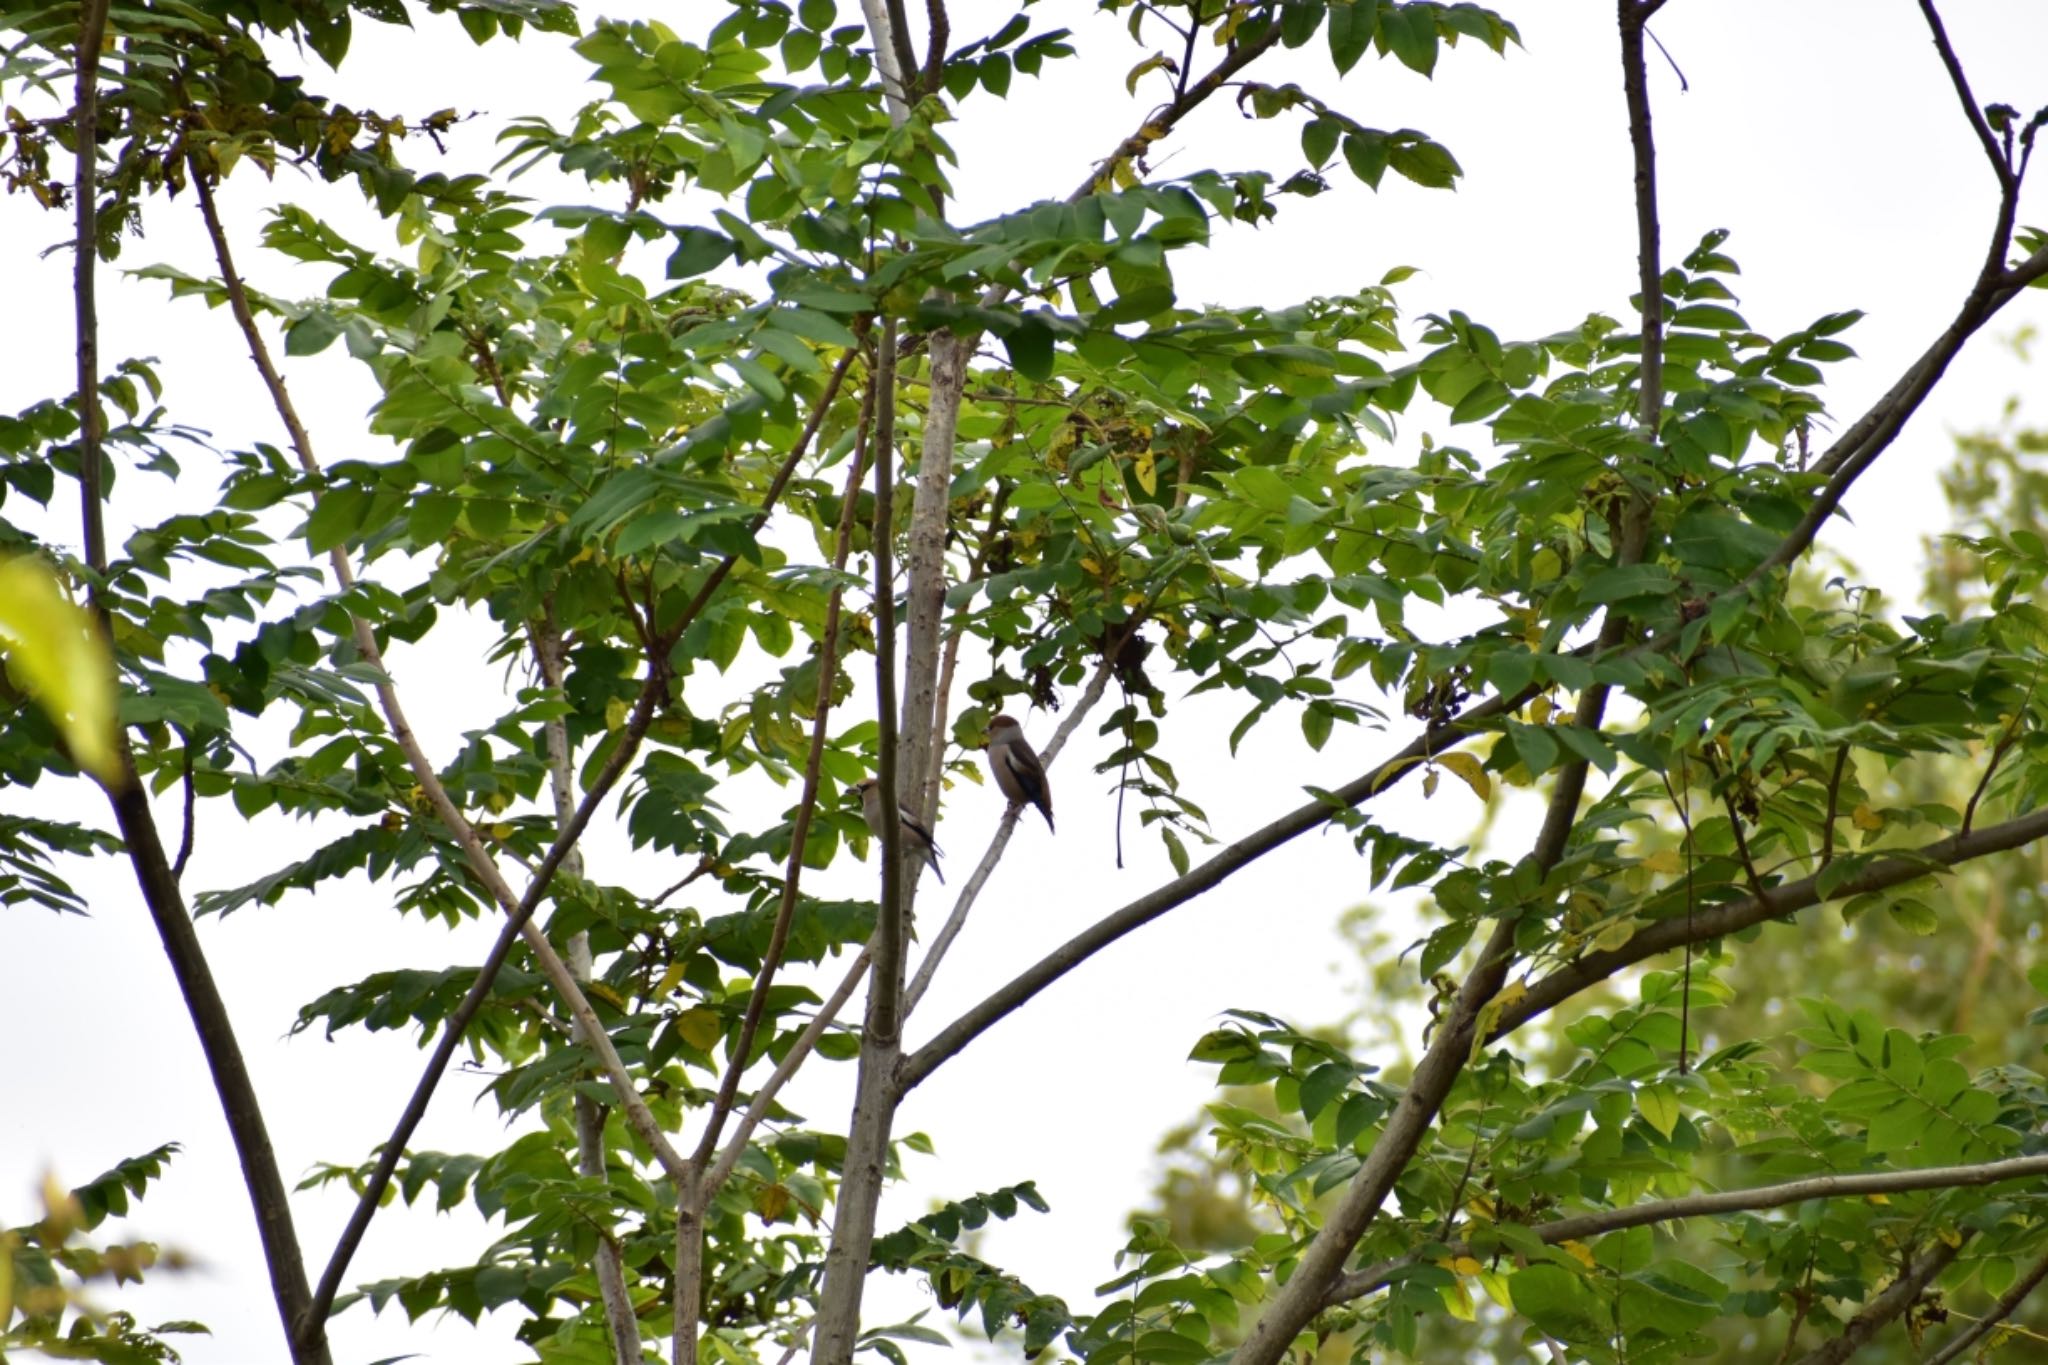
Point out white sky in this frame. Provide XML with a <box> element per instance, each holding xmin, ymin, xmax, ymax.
<box><xmin>5</xmin><ymin>2</ymin><xmax>2047</xmax><ymax>1362</ymax></box>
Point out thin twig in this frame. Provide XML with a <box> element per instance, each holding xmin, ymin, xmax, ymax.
<box><xmin>903</xmin><ymin>660</ymin><xmax>1112</xmax><ymax>1018</ymax></box>
<box><xmin>172</xmin><ymin>737</ymin><xmax>196</xmax><ymax>881</ymax></box>
<box><xmin>531</xmin><ymin>609</ymin><xmax>641</xmax><ymax>1365</ymax></box>
<box><xmin>1916</xmin><ymin>0</ymin><xmax>2015</xmax><ymax>191</ymax></box>
<box><xmin>691</xmin><ymin>376</ymin><xmax>874</xmax><ymax>1172</ymax></box>
<box><xmin>704</xmin><ymin>949</ymin><xmax>873</xmax><ymax>1199</ymax></box>
<box><xmin>1819</xmin><ymin>744</ymin><xmax>1849</xmax><ymax>868</ymax></box>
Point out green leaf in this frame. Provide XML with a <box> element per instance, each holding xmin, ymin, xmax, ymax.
<box><xmin>1302</xmin><ymin>116</ymin><xmax>1342</xmax><ymax>169</ymax></box>
<box><xmin>1381</xmin><ymin>5</ymin><xmax>1438</xmax><ymax>75</ymax></box>
<box><xmin>1342</xmin><ymin>131</ymin><xmax>1389</xmax><ymax>189</ymax></box>
<box><xmin>285</xmin><ymin>312</ymin><xmax>345</xmax><ymax>356</ymax></box>
<box><xmin>307</xmin><ymin>486</ymin><xmax>371</xmax><ymax>554</ymax></box>
<box><xmin>668</xmin><ymin>228</ymin><xmax>736</xmax><ymax>279</ymax></box>
<box><xmin>1004</xmin><ymin>319</ymin><xmax>1056</xmax><ymax>381</ymax></box>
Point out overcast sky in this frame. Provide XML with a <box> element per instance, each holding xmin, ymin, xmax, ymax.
<box><xmin>5</xmin><ymin>2</ymin><xmax>2048</xmax><ymax>1362</ymax></box>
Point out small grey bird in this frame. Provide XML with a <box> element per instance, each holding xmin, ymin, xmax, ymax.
<box><xmin>857</xmin><ymin>778</ymin><xmax>944</xmax><ymax>883</ymax></box>
<box><xmin>987</xmin><ymin>714</ymin><xmax>1053</xmax><ymax>833</ymax></box>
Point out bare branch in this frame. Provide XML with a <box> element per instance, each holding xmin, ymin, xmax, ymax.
<box><xmin>1924</xmin><ymin>1241</ymin><xmax>2048</xmax><ymax>1365</ymax></box>
<box><xmin>692</xmin><ymin>392</ymin><xmax>872</xmax><ymax>1172</ymax></box>
<box><xmin>1064</xmin><ymin>26</ymin><xmax>1284</xmax><ymax>204</ymax></box>
<box><xmin>858</xmin><ymin>0</ymin><xmax>915</xmax><ymax>121</ymax></box>
<box><xmin>1790</xmin><ymin>1235</ymin><xmax>1967</xmax><ymax>1365</ymax></box>
<box><xmin>903</xmin><ymin>660</ymin><xmax>1112</xmax><ymax>1018</ymax></box>
<box><xmin>171</xmin><ymin>737</ymin><xmax>195</xmax><ymax>881</ymax></box>
<box><xmin>810</xmin><ymin>327</ymin><xmax>910</xmax><ymax>1365</ymax></box>
<box><xmin>705</xmin><ymin>948</ymin><xmax>873</xmax><ymax>1200</ymax></box>
<box><xmin>898</xmin><ymin>690</ymin><xmax>1513</xmax><ymax>1092</ymax></box>
<box><xmin>1916</xmin><ymin>0</ymin><xmax>2015</xmax><ymax>191</ymax></box>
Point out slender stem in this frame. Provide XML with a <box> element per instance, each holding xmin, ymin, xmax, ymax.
<box><xmin>1229</xmin><ymin>13</ymin><xmax>1668</xmax><ymax>1358</ymax></box>
<box><xmin>73</xmin><ymin>0</ymin><xmax>110</xmax><ymax>579</ymax></box>
<box><xmin>171</xmin><ymin>738</ymin><xmax>195</xmax><ymax>880</ymax></box>
<box><xmin>808</xmin><ymin>326</ymin><xmax>907</xmax><ymax>1365</ymax></box>
<box><xmin>78</xmin><ymin>24</ymin><xmax>329</xmax><ymax>1365</ymax></box>
<box><xmin>1819</xmin><ymin>744</ymin><xmax>1849</xmax><ymax>868</ymax></box>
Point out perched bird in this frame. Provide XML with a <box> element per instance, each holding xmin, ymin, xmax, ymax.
<box><xmin>857</xmin><ymin>778</ymin><xmax>944</xmax><ymax>883</ymax></box>
<box><xmin>987</xmin><ymin>714</ymin><xmax>1054</xmax><ymax>833</ymax></box>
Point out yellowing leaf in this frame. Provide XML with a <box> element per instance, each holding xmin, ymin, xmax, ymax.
<box><xmin>1591</xmin><ymin>918</ymin><xmax>1638</xmax><ymax>952</ymax></box>
<box><xmin>1527</xmin><ymin>695</ymin><xmax>1554</xmax><ymax>725</ymax></box>
<box><xmin>1641</xmin><ymin>848</ymin><xmax>1683</xmax><ymax>875</ymax></box>
<box><xmin>655</xmin><ymin>961</ymin><xmax>687</xmax><ymax>999</ymax></box>
<box><xmin>605</xmin><ymin>697</ymin><xmax>629</xmax><ymax>731</ymax></box>
<box><xmin>1125</xmin><ymin>53</ymin><xmax>1169</xmax><ymax>96</ymax></box>
<box><xmin>754</xmin><ymin>1182</ymin><xmax>792</xmax><ymax>1222</ymax></box>
<box><xmin>1938</xmin><ymin>1225</ymin><xmax>1963</xmax><ymax>1247</ymax></box>
<box><xmin>1448</xmin><ymin>1256</ymin><xmax>1485</xmax><ymax>1276</ymax></box>
<box><xmin>1134</xmin><ymin>449</ymin><xmax>1157</xmax><ymax>496</ymax></box>
<box><xmin>1422</xmin><ymin>768</ymin><xmax>1440</xmax><ymax>798</ymax></box>
<box><xmin>1477</xmin><ymin>1267</ymin><xmax>1513</xmax><ymax>1311</ymax></box>
<box><xmin>1438</xmin><ymin>1274</ymin><xmax>1475</xmax><ymax>1321</ymax></box>
<box><xmin>1437</xmin><ymin>751</ymin><xmax>1491</xmax><ymax>803</ymax></box>
<box><xmin>1637</xmin><ymin>1083</ymin><xmax>1680</xmax><ymax>1140</ymax></box>
<box><xmin>0</xmin><ymin>555</ymin><xmax>124</xmax><ymax>788</ymax></box>
<box><xmin>1561</xmin><ymin>1240</ymin><xmax>1597</xmax><ymax>1269</ymax></box>
<box><xmin>1852</xmin><ymin>803</ymin><xmax>1884</xmax><ymax>831</ymax></box>
<box><xmin>676</xmin><ymin>1007</ymin><xmax>723</xmax><ymax>1052</ymax></box>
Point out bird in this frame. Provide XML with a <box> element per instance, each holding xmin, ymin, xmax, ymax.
<box><xmin>986</xmin><ymin>714</ymin><xmax>1054</xmax><ymax>833</ymax></box>
<box><xmin>856</xmin><ymin>778</ymin><xmax>944</xmax><ymax>883</ymax></box>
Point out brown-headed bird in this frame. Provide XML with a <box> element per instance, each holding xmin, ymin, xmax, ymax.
<box><xmin>987</xmin><ymin>714</ymin><xmax>1054</xmax><ymax>833</ymax></box>
<box><xmin>857</xmin><ymin>778</ymin><xmax>944</xmax><ymax>883</ymax></box>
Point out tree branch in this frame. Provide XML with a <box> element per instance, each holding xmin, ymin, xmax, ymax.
<box><xmin>1327</xmin><ymin>1155</ymin><xmax>2048</xmax><ymax>1308</ymax></box>
<box><xmin>1494</xmin><ymin>801</ymin><xmax>2048</xmax><ymax>1041</ymax></box>
<box><xmin>77</xmin><ymin>30</ymin><xmax>330</xmax><ymax>1365</ymax></box>
<box><xmin>1230</xmin><ymin>13</ymin><xmax>1669</xmax><ymax>1357</ymax></box>
<box><xmin>1915</xmin><ymin>0</ymin><xmax>2015</xmax><ymax>192</ymax></box>
<box><xmin>272</xmin><ymin>306</ymin><xmax>862</xmax><ymax>1341</ymax></box>
<box><xmin>1791</xmin><ymin>1235</ymin><xmax>1967</xmax><ymax>1365</ymax></box>
<box><xmin>897</xmin><ymin>688</ymin><xmax>1516</xmax><ymax>1092</ymax></box>
<box><xmin>531</xmin><ymin>610</ymin><xmax>641</xmax><ymax>1365</ymax></box>
<box><xmin>1923</xmin><ymin>1241</ymin><xmax>2048</xmax><ymax>1365</ymax></box>
<box><xmin>704</xmin><ymin>947</ymin><xmax>873</xmax><ymax>1200</ymax></box>
<box><xmin>810</xmin><ymin>324</ymin><xmax>909</xmax><ymax>1365</ymax></box>
<box><xmin>902</xmin><ymin>660</ymin><xmax>1111</xmax><ymax>1019</ymax></box>
<box><xmin>675</xmin><ymin>368</ymin><xmax>872</xmax><ymax>1365</ymax></box>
